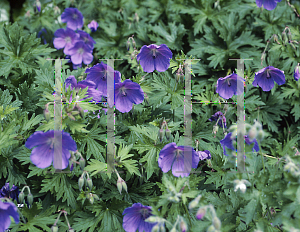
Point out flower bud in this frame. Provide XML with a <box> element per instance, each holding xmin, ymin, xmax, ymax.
<box><xmin>165</xmin><ymin>128</ymin><xmax>171</xmax><ymax>140</ymax></box>
<box><xmin>51</xmin><ymin>225</ymin><xmax>59</xmax><ymax>232</ymax></box>
<box><xmin>176</xmin><ymin>72</ymin><xmax>181</xmax><ymax>82</ymax></box>
<box><xmin>79</xmin><ymin>157</ymin><xmax>86</xmax><ymax>170</ymax></box>
<box><xmin>212</xmin><ymin>217</ymin><xmax>221</xmax><ymax>230</ymax></box>
<box><xmin>18</xmin><ymin>191</ymin><xmax>25</xmax><ymax>203</ymax></box>
<box><xmin>158</xmin><ymin>129</ymin><xmax>165</xmax><ymax>142</ymax></box>
<box><xmin>25</xmin><ymin>10</ymin><xmax>31</xmax><ymax>18</ymax></box>
<box><xmin>67</xmin><ymin>113</ymin><xmax>76</xmax><ymax>121</ymax></box>
<box><xmin>151</xmin><ymin>224</ymin><xmax>160</xmax><ymax>232</ymax></box>
<box><xmin>212</xmin><ymin>125</ymin><xmax>218</xmax><ymax>134</ymax></box>
<box><xmin>117</xmin><ymin>177</ymin><xmax>123</xmax><ymax>194</ymax></box>
<box><xmin>54</xmin><ymin>6</ymin><xmax>60</xmax><ymax>15</ymax></box>
<box><xmin>294</xmin><ymin>65</ymin><xmax>300</xmax><ymax>81</ymax></box>
<box><xmin>36</xmin><ymin>0</ymin><xmax>41</xmax><ymax>12</ymax></box>
<box><xmin>145</xmin><ymin>216</ymin><xmax>160</xmax><ymax>223</ymax></box>
<box><xmin>43</xmin><ymin>108</ymin><xmax>50</xmax><ymax>121</ymax></box>
<box><xmin>86</xmin><ymin>178</ymin><xmax>93</xmax><ymax>190</ymax></box>
<box><xmin>93</xmin><ymin>194</ymin><xmax>100</xmax><ymax>201</ymax></box>
<box><xmin>68</xmin><ymin>228</ymin><xmax>75</xmax><ymax>232</ymax></box>
<box><xmin>180</xmin><ymin>219</ymin><xmax>188</xmax><ymax>232</ymax></box>
<box><xmin>89</xmin><ymin>195</ymin><xmax>94</xmax><ymax>204</ymax></box>
<box><xmin>27</xmin><ymin>193</ymin><xmax>33</xmax><ymax>206</ymax></box>
<box><xmin>282</xmin><ymin>31</ymin><xmax>287</xmax><ymax>44</ymax></box>
<box><xmin>196</xmin><ymin>207</ymin><xmax>206</xmax><ymax>220</ymax></box>
<box><xmin>135</xmin><ymin>13</ymin><xmax>139</xmax><ymax>23</ymax></box>
<box><xmin>78</xmin><ymin>176</ymin><xmax>85</xmax><ymax>191</ymax></box>
<box><xmin>188</xmin><ymin>194</ymin><xmax>201</xmax><ymax>210</ymax></box>
<box><xmin>256</xmin><ymin>130</ymin><xmax>265</xmax><ymax>141</ymax></box>
<box><xmin>248</xmin><ymin>126</ymin><xmax>257</xmax><ymax>142</ymax></box>
<box><xmin>121</xmin><ymin>180</ymin><xmax>128</xmax><ymax>193</ymax></box>
<box><xmin>287</xmin><ymin>32</ymin><xmax>292</xmax><ymax>41</ymax></box>
<box><xmin>170</xmin><ymin>227</ymin><xmax>177</xmax><ymax>232</ymax></box>
<box><xmin>126</xmin><ymin>40</ymin><xmax>130</xmax><ymax>51</ymax></box>
<box><xmin>160</xmin><ymin>224</ymin><xmax>166</xmax><ymax>232</ymax></box>
<box><xmin>77</xmin><ymin>105</ymin><xmax>84</xmax><ymax>118</ymax></box>
<box><xmin>206</xmin><ymin>225</ymin><xmax>216</xmax><ymax>232</ymax></box>
<box><xmin>132</xmin><ymin>40</ymin><xmax>136</xmax><ymax>49</ymax></box>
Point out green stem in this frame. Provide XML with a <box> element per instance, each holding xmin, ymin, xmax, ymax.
<box><xmin>183</xmin><ymin>203</ymin><xmax>192</xmax><ymax>225</ymax></box>
<box><xmin>258</xmin><ymin>141</ymin><xmax>265</xmax><ymax>173</ymax></box>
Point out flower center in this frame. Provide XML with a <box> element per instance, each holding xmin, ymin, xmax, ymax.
<box><xmin>227</xmin><ymin>79</ymin><xmax>231</xmax><ymax>86</ymax></box>
<box><xmin>140</xmin><ymin>208</ymin><xmax>149</xmax><ymax>220</ymax></box>
<box><xmin>151</xmin><ymin>48</ymin><xmax>157</xmax><ymax>57</ymax></box>
<box><xmin>119</xmin><ymin>87</ymin><xmax>127</xmax><ymax>96</ymax></box>
<box><xmin>77</xmin><ymin>48</ymin><xmax>84</xmax><ymax>54</ymax></box>
<box><xmin>266</xmin><ymin>69</ymin><xmax>271</xmax><ymax>79</ymax></box>
<box><xmin>65</xmin><ymin>36</ymin><xmax>71</xmax><ymax>43</ymax></box>
<box><xmin>73</xmin><ymin>14</ymin><xmax>78</xmax><ymax>19</ymax></box>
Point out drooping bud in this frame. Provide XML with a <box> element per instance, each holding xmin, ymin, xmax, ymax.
<box><xmin>68</xmin><ymin>228</ymin><xmax>75</xmax><ymax>232</ymax></box>
<box><xmin>196</xmin><ymin>207</ymin><xmax>206</xmax><ymax>220</ymax></box>
<box><xmin>256</xmin><ymin>130</ymin><xmax>265</xmax><ymax>141</ymax></box>
<box><xmin>78</xmin><ymin>176</ymin><xmax>85</xmax><ymax>191</ymax></box>
<box><xmin>158</xmin><ymin>129</ymin><xmax>165</xmax><ymax>142</ymax></box>
<box><xmin>18</xmin><ymin>191</ymin><xmax>25</xmax><ymax>203</ymax></box>
<box><xmin>176</xmin><ymin>72</ymin><xmax>181</xmax><ymax>82</ymax></box>
<box><xmin>189</xmin><ymin>194</ymin><xmax>202</xmax><ymax>210</ymax></box>
<box><xmin>282</xmin><ymin>31</ymin><xmax>287</xmax><ymax>44</ymax></box>
<box><xmin>212</xmin><ymin>217</ymin><xmax>221</xmax><ymax>230</ymax></box>
<box><xmin>86</xmin><ymin>178</ymin><xmax>93</xmax><ymax>190</ymax></box>
<box><xmin>126</xmin><ymin>40</ymin><xmax>130</xmax><ymax>51</ymax></box>
<box><xmin>121</xmin><ymin>180</ymin><xmax>127</xmax><ymax>193</ymax></box>
<box><xmin>43</xmin><ymin>107</ymin><xmax>50</xmax><ymax>122</ymax></box>
<box><xmin>160</xmin><ymin>224</ymin><xmax>166</xmax><ymax>232</ymax></box>
<box><xmin>53</xmin><ymin>6</ymin><xmax>60</xmax><ymax>15</ymax></box>
<box><xmin>135</xmin><ymin>12</ymin><xmax>139</xmax><ymax>23</ymax></box>
<box><xmin>170</xmin><ymin>227</ymin><xmax>177</xmax><ymax>232</ymax></box>
<box><xmin>248</xmin><ymin>126</ymin><xmax>257</xmax><ymax>142</ymax></box>
<box><xmin>117</xmin><ymin>177</ymin><xmax>123</xmax><ymax>194</ymax></box>
<box><xmin>294</xmin><ymin>64</ymin><xmax>300</xmax><ymax>81</ymax></box>
<box><xmin>180</xmin><ymin>219</ymin><xmax>188</xmax><ymax>232</ymax></box>
<box><xmin>206</xmin><ymin>225</ymin><xmax>216</xmax><ymax>232</ymax></box>
<box><xmin>51</xmin><ymin>225</ymin><xmax>59</xmax><ymax>232</ymax></box>
<box><xmin>79</xmin><ymin>157</ymin><xmax>86</xmax><ymax>170</ymax></box>
<box><xmin>212</xmin><ymin>125</ymin><xmax>218</xmax><ymax>135</ymax></box>
<box><xmin>151</xmin><ymin>224</ymin><xmax>160</xmax><ymax>232</ymax></box>
<box><xmin>67</xmin><ymin>112</ymin><xmax>76</xmax><ymax>121</ymax></box>
<box><xmin>165</xmin><ymin>128</ymin><xmax>171</xmax><ymax>141</ymax></box>
<box><xmin>287</xmin><ymin>31</ymin><xmax>292</xmax><ymax>41</ymax></box>
<box><xmin>36</xmin><ymin>0</ymin><xmax>41</xmax><ymax>12</ymax></box>
<box><xmin>27</xmin><ymin>193</ymin><xmax>33</xmax><ymax>206</ymax></box>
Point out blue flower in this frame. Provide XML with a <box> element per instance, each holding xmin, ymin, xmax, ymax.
<box><xmin>197</xmin><ymin>150</ymin><xmax>211</xmax><ymax>160</ymax></box>
<box><xmin>53</xmin><ymin>28</ymin><xmax>79</xmax><ymax>55</ymax></box>
<box><xmin>85</xmin><ymin>62</ymin><xmax>122</xmax><ymax>97</ymax></box>
<box><xmin>0</xmin><ymin>183</ymin><xmax>19</xmax><ymax>203</ymax></box>
<box><xmin>64</xmin><ymin>75</ymin><xmax>103</xmax><ymax>102</ymax></box>
<box><xmin>294</xmin><ymin>65</ymin><xmax>300</xmax><ymax>81</ymax></box>
<box><xmin>88</xmin><ymin>20</ymin><xmax>98</xmax><ymax>32</ymax></box>
<box><xmin>0</xmin><ymin>200</ymin><xmax>19</xmax><ymax>232</ymax></box>
<box><xmin>216</xmin><ymin>73</ymin><xmax>244</xmax><ymax>99</ymax></box>
<box><xmin>136</xmin><ymin>44</ymin><xmax>172</xmax><ymax>73</ymax></box>
<box><xmin>37</xmin><ymin>28</ymin><xmax>47</xmax><ymax>44</ymax></box>
<box><xmin>209</xmin><ymin>111</ymin><xmax>227</xmax><ymax>128</ymax></box>
<box><xmin>122</xmin><ymin>203</ymin><xmax>157</xmax><ymax>232</ymax></box>
<box><xmin>25</xmin><ymin>130</ymin><xmax>77</xmax><ymax>170</ymax></box>
<box><xmin>220</xmin><ymin>132</ymin><xmax>259</xmax><ymax>156</ymax></box>
<box><xmin>61</xmin><ymin>8</ymin><xmax>84</xmax><ymax>30</ymax></box>
<box><xmin>68</xmin><ymin>41</ymin><xmax>93</xmax><ymax>65</ymax></box>
<box><xmin>115</xmin><ymin>79</ymin><xmax>144</xmax><ymax>113</ymax></box>
<box><xmin>76</xmin><ymin>30</ymin><xmax>96</xmax><ymax>49</ymax></box>
<box><xmin>158</xmin><ymin>142</ymin><xmax>199</xmax><ymax>177</ymax></box>
<box><xmin>253</xmin><ymin>66</ymin><xmax>285</xmax><ymax>91</ymax></box>
<box><xmin>256</xmin><ymin>0</ymin><xmax>282</xmax><ymax>11</ymax></box>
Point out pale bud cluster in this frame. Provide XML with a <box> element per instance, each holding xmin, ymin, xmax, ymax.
<box><xmin>233</xmin><ymin>179</ymin><xmax>251</xmax><ymax>193</ymax></box>
<box><xmin>158</xmin><ymin>119</ymin><xmax>172</xmax><ymax>142</ymax></box>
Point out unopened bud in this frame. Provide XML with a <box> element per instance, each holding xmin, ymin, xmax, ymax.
<box><xmin>78</xmin><ymin>176</ymin><xmax>85</xmax><ymax>191</ymax></box>
<box><xmin>288</xmin><ymin>32</ymin><xmax>292</xmax><ymax>41</ymax></box>
<box><xmin>36</xmin><ymin>0</ymin><xmax>41</xmax><ymax>12</ymax></box>
<box><xmin>170</xmin><ymin>227</ymin><xmax>177</xmax><ymax>232</ymax></box>
<box><xmin>121</xmin><ymin>180</ymin><xmax>127</xmax><ymax>193</ymax></box>
<box><xmin>160</xmin><ymin>224</ymin><xmax>166</xmax><ymax>232</ymax></box>
<box><xmin>89</xmin><ymin>195</ymin><xmax>94</xmax><ymax>204</ymax></box>
<box><xmin>68</xmin><ymin>228</ymin><xmax>74</xmax><ymax>232</ymax></box>
<box><xmin>135</xmin><ymin>12</ymin><xmax>139</xmax><ymax>22</ymax></box>
<box><xmin>77</xmin><ymin>105</ymin><xmax>84</xmax><ymax>118</ymax></box>
<box><xmin>248</xmin><ymin>126</ymin><xmax>257</xmax><ymax>142</ymax></box>
<box><xmin>87</xmin><ymin>178</ymin><xmax>93</xmax><ymax>190</ymax></box>
<box><xmin>176</xmin><ymin>72</ymin><xmax>181</xmax><ymax>82</ymax></box>
<box><xmin>212</xmin><ymin>217</ymin><xmax>221</xmax><ymax>230</ymax></box>
<box><xmin>256</xmin><ymin>130</ymin><xmax>265</xmax><ymax>141</ymax></box>
<box><xmin>145</xmin><ymin>216</ymin><xmax>160</xmax><ymax>223</ymax></box>
<box><xmin>213</xmin><ymin>125</ymin><xmax>218</xmax><ymax>134</ymax></box>
<box><xmin>151</xmin><ymin>224</ymin><xmax>160</xmax><ymax>232</ymax></box>
<box><xmin>196</xmin><ymin>207</ymin><xmax>206</xmax><ymax>220</ymax></box>
<box><xmin>67</xmin><ymin>113</ymin><xmax>76</xmax><ymax>121</ymax></box>
<box><xmin>282</xmin><ymin>32</ymin><xmax>287</xmax><ymax>44</ymax></box>
<box><xmin>43</xmin><ymin>108</ymin><xmax>50</xmax><ymax>121</ymax></box>
<box><xmin>27</xmin><ymin>193</ymin><xmax>33</xmax><ymax>206</ymax></box>
<box><xmin>165</xmin><ymin>128</ymin><xmax>171</xmax><ymax>140</ymax></box>
<box><xmin>126</xmin><ymin>40</ymin><xmax>130</xmax><ymax>51</ymax></box>
<box><xmin>158</xmin><ymin>129</ymin><xmax>165</xmax><ymax>142</ymax></box>
<box><xmin>51</xmin><ymin>225</ymin><xmax>59</xmax><ymax>232</ymax></box>
<box><xmin>79</xmin><ymin>157</ymin><xmax>86</xmax><ymax>170</ymax></box>
<box><xmin>132</xmin><ymin>40</ymin><xmax>136</xmax><ymax>49</ymax></box>
<box><xmin>180</xmin><ymin>219</ymin><xmax>188</xmax><ymax>232</ymax></box>
<box><xmin>189</xmin><ymin>194</ymin><xmax>201</xmax><ymax>210</ymax></box>
<box><xmin>18</xmin><ymin>191</ymin><xmax>25</xmax><ymax>203</ymax></box>
<box><xmin>117</xmin><ymin>177</ymin><xmax>123</xmax><ymax>194</ymax></box>
<box><xmin>206</xmin><ymin>225</ymin><xmax>216</xmax><ymax>232</ymax></box>
<box><xmin>25</xmin><ymin>10</ymin><xmax>31</xmax><ymax>18</ymax></box>
<box><xmin>54</xmin><ymin>6</ymin><xmax>60</xmax><ymax>14</ymax></box>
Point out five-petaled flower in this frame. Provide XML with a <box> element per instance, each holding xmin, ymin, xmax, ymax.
<box><xmin>85</xmin><ymin>62</ymin><xmax>122</xmax><ymax>96</ymax></box>
<box><xmin>115</xmin><ymin>79</ymin><xmax>144</xmax><ymax>113</ymax></box>
<box><xmin>158</xmin><ymin>142</ymin><xmax>199</xmax><ymax>177</ymax></box>
<box><xmin>68</xmin><ymin>41</ymin><xmax>93</xmax><ymax>65</ymax></box>
<box><xmin>253</xmin><ymin>66</ymin><xmax>285</xmax><ymax>91</ymax></box>
<box><xmin>25</xmin><ymin>130</ymin><xmax>77</xmax><ymax>170</ymax></box>
<box><xmin>53</xmin><ymin>28</ymin><xmax>79</xmax><ymax>55</ymax></box>
<box><xmin>209</xmin><ymin>111</ymin><xmax>227</xmax><ymax>128</ymax></box>
<box><xmin>256</xmin><ymin>0</ymin><xmax>282</xmax><ymax>11</ymax></box>
<box><xmin>122</xmin><ymin>203</ymin><xmax>157</xmax><ymax>232</ymax></box>
<box><xmin>88</xmin><ymin>20</ymin><xmax>99</xmax><ymax>32</ymax></box>
<box><xmin>136</xmin><ymin>44</ymin><xmax>172</xmax><ymax>73</ymax></box>
<box><xmin>220</xmin><ymin>132</ymin><xmax>259</xmax><ymax>156</ymax></box>
<box><xmin>0</xmin><ymin>200</ymin><xmax>19</xmax><ymax>232</ymax></box>
<box><xmin>61</xmin><ymin>8</ymin><xmax>84</xmax><ymax>30</ymax></box>
<box><xmin>64</xmin><ymin>75</ymin><xmax>103</xmax><ymax>102</ymax></box>
<box><xmin>77</xmin><ymin>30</ymin><xmax>96</xmax><ymax>49</ymax></box>
<box><xmin>216</xmin><ymin>73</ymin><xmax>244</xmax><ymax>99</ymax></box>
<box><xmin>0</xmin><ymin>183</ymin><xmax>19</xmax><ymax>203</ymax></box>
